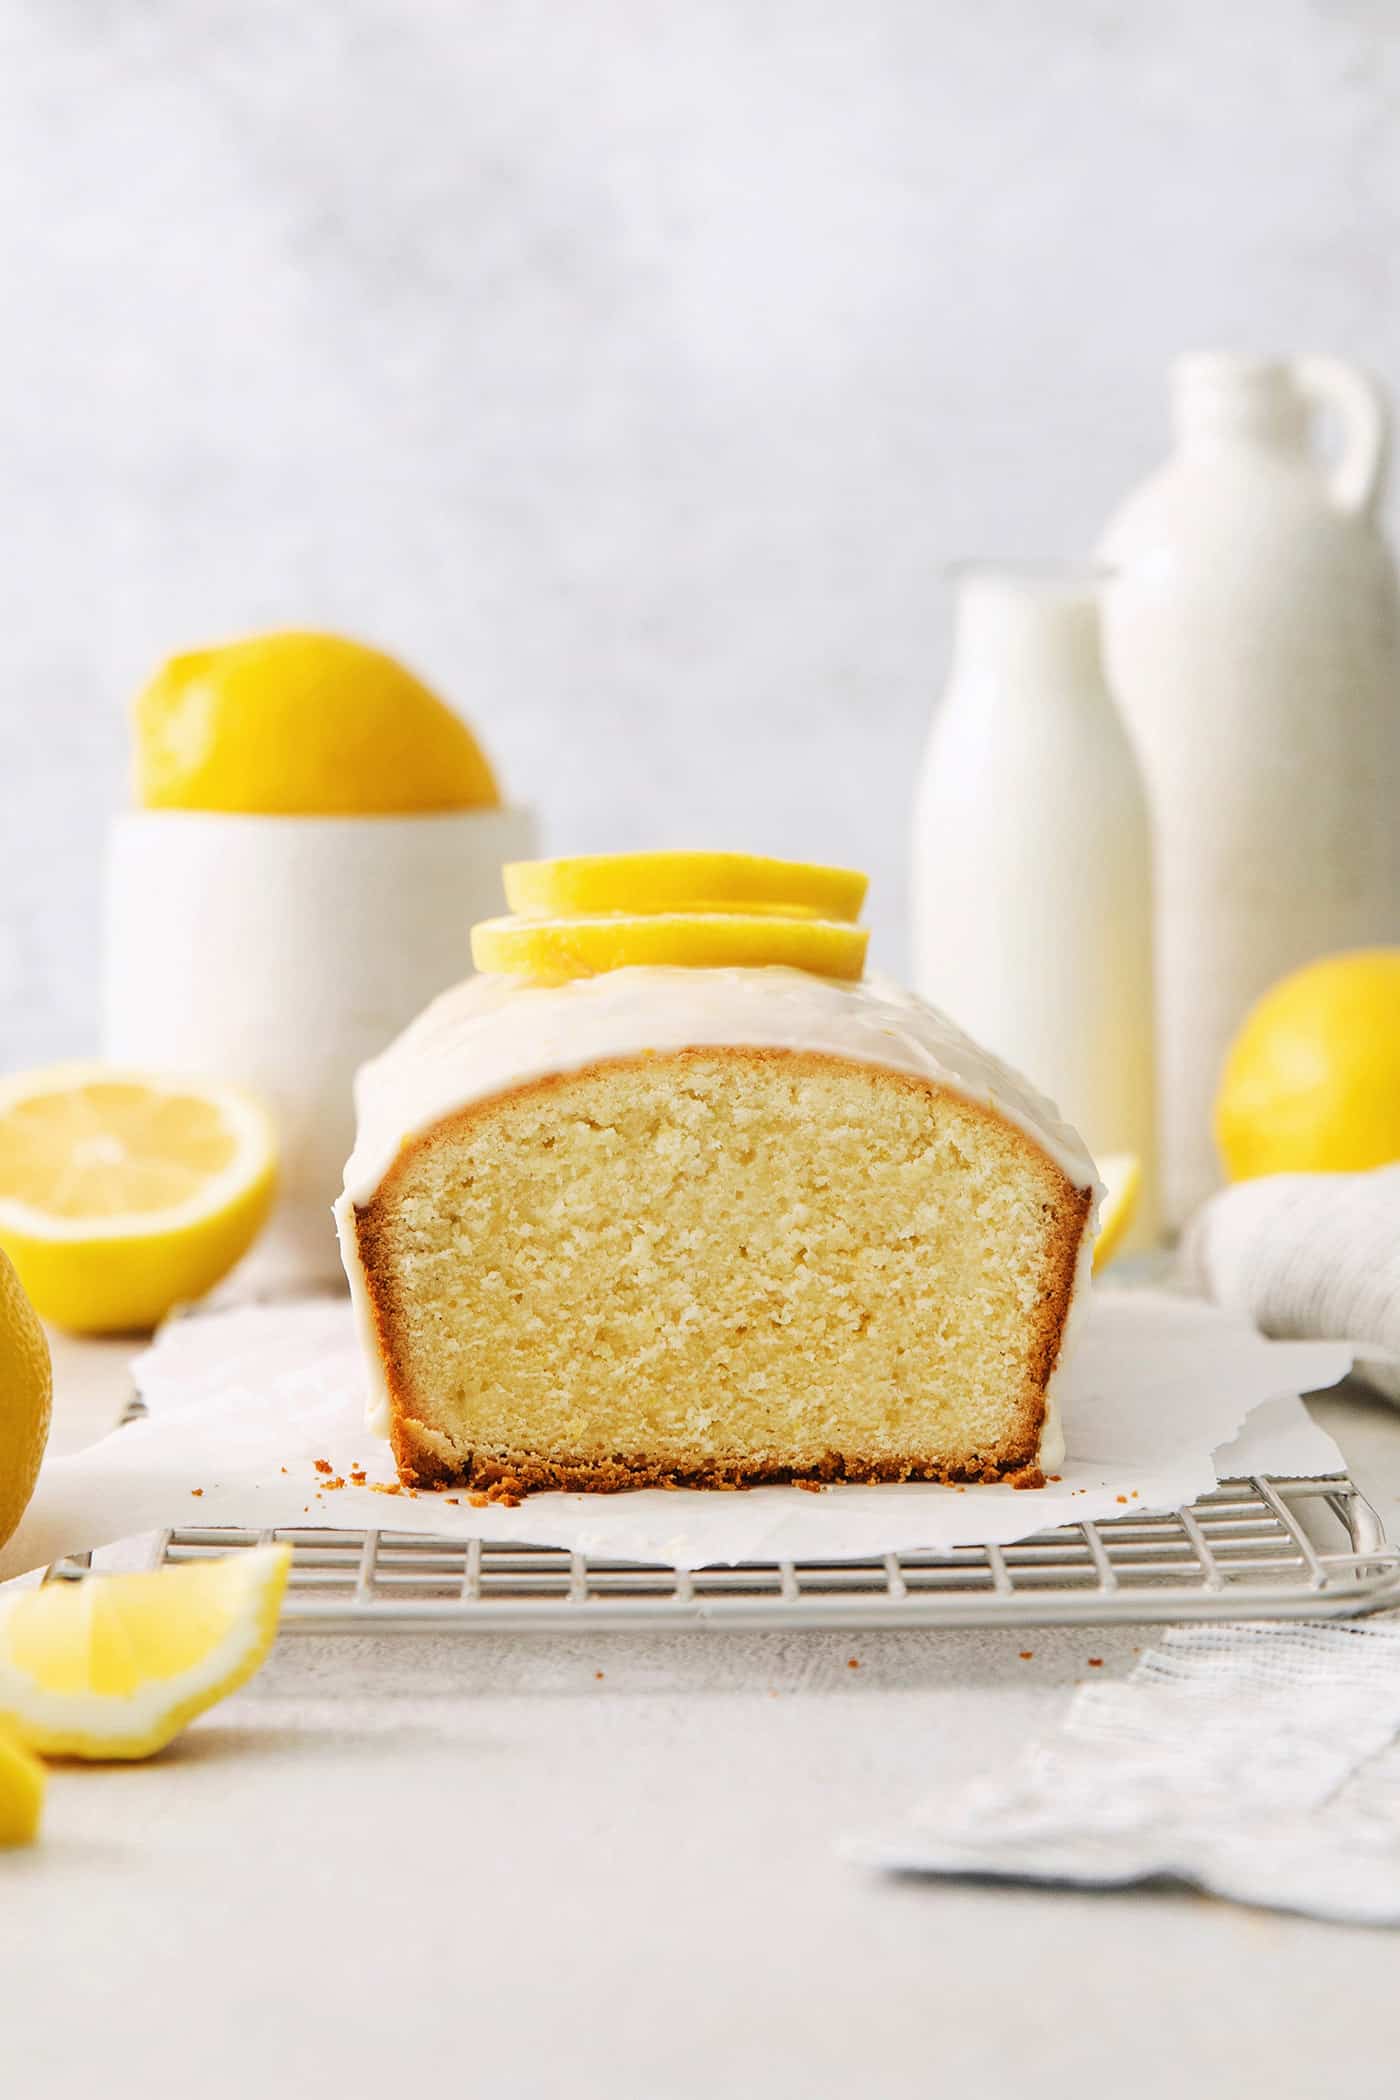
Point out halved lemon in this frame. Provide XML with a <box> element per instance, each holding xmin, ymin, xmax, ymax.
<box><xmin>0</xmin><ymin>1545</ymin><xmax>292</xmax><ymax>1761</ymax></box>
<box><xmin>472</xmin><ymin>911</ymin><xmax>869</xmax><ymax>982</ymax></box>
<box><xmin>504</xmin><ymin>851</ymin><xmax>868</xmax><ymax>924</ymax></box>
<box><xmin>0</xmin><ymin>1727</ymin><xmax>45</xmax><ymax>1845</ymax></box>
<box><xmin>1092</xmin><ymin>1152</ymin><xmax>1142</xmax><ymax>1275</ymax></box>
<box><xmin>0</xmin><ymin>1066</ymin><xmax>278</xmax><ymax>1332</ymax></box>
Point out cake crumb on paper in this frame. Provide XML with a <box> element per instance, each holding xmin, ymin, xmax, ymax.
<box><xmin>190</xmin><ymin>1488</ymin><xmax>203</xmax><ymax>1497</ymax></box>
<box><xmin>1019</xmin><ymin>1650</ymin><xmax>1034</xmax><ymax>1661</ymax></box>
<box><xmin>313</xmin><ymin>1459</ymin><xmax>333</xmax><ymax>1476</ymax></box>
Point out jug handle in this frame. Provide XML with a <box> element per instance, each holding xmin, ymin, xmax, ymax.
<box><xmin>1292</xmin><ymin>354</ymin><xmax>1389</xmax><ymax>518</ymax></box>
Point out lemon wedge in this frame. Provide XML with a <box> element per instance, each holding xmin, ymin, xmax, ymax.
<box><xmin>1092</xmin><ymin>1153</ymin><xmax>1142</xmax><ymax>1274</ymax></box>
<box><xmin>134</xmin><ymin>630</ymin><xmax>499</xmax><ymax>815</ymax></box>
<box><xmin>0</xmin><ymin>1546</ymin><xmax>292</xmax><ymax>1761</ymax></box>
<box><xmin>0</xmin><ymin>1066</ymin><xmax>277</xmax><ymax>1332</ymax></box>
<box><xmin>0</xmin><ymin>1248</ymin><xmax>52</xmax><ymax>1553</ymax></box>
<box><xmin>0</xmin><ymin>1727</ymin><xmax>45</xmax><ymax>1845</ymax></box>
<box><xmin>504</xmin><ymin>851</ymin><xmax>868</xmax><ymax>924</ymax></box>
<box><xmin>472</xmin><ymin>911</ymin><xmax>869</xmax><ymax>982</ymax></box>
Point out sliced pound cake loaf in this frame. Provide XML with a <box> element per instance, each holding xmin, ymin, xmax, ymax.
<box><xmin>336</xmin><ymin>865</ymin><xmax>1099</xmax><ymax>1496</ymax></box>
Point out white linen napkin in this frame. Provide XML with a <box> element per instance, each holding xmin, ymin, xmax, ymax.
<box><xmin>1180</xmin><ymin>1165</ymin><xmax>1400</xmax><ymax>1402</ymax></box>
<box><xmin>845</xmin><ymin>1620</ymin><xmax>1400</xmax><ymax>1925</ymax></box>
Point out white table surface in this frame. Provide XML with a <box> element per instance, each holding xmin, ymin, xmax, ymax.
<box><xmin>5</xmin><ymin>1335</ymin><xmax>1400</xmax><ymax>2099</ymax></box>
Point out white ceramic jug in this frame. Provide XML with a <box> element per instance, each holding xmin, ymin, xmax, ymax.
<box><xmin>1099</xmin><ymin>353</ymin><xmax>1400</xmax><ymax>1229</ymax></box>
<box><xmin>912</xmin><ymin>566</ymin><xmax>1157</xmax><ymax>1241</ymax></box>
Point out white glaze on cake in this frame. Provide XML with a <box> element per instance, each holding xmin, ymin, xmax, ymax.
<box><xmin>337</xmin><ymin>966</ymin><xmax>1102</xmax><ymax>1464</ymax></box>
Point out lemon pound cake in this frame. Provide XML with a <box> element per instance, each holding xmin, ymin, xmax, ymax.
<box><xmin>337</xmin><ymin>861</ymin><xmax>1099</xmax><ymax>1496</ymax></box>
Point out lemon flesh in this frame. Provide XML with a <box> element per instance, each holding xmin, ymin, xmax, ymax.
<box><xmin>0</xmin><ymin>1728</ymin><xmax>45</xmax><ymax>1845</ymax></box>
<box><xmin>0</xmin><ymin>1066</ymin><xmax>278</xmax><ymax>1332</ymax></box>
<box><xmin>504</xmin><ymin>851</ymin><xmax>868</xmax><ymax>924</ymax></box>
<box><xmin>1091</xmin><ymin>1153</ymin><xmax>1142</xmax><ymax>1275</ymax></box>
<box><xmin>1216</xmin><ymin>950</ymin><xmax>1400</xmax><ymax>1180</ymax></box>
<box><xmin>134</xmin><ymin>630</ymin><xmax>499</xmax><ymax>815</ymax></box>
<box><xmin>0</xmin><ymin>1546</ymin><xmax>292</xmax><ymax>1760</ymax></box>
<box><xmin>472</xmin><ymin>912</ymin><xmax>869</xmax><ymax>982</ymax></box>
<box><xmin>0</xmin><ymin>1249</ymin><xmax>51</xmax><ymax>1553</ymax></box>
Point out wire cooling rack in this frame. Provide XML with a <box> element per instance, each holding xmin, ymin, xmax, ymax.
<box><xmin>49</xmin><ymin>1471</ymin><xmax>1400</xmax><ymax>1630</ymax></box>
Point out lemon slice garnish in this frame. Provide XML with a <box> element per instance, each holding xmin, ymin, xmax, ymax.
<box><xmin>504</xmin><ymin>851</ymin><xmax>867</xmax><ymax>924</ymax></box>
<box><xmin>1092</xmin><ymin>1153</ymin><xmax>1143</xmax><ymax>1274</ymax></box>
<box><xmin>0</xmin><ymin>1547</ymin><xmax>292</xmax><ymax>1761</ymax></box>
<box><xmin>471</xmin><ymin>911</ymin><xmax>869</xmax><ymax>983</ymax></box>
<box><xmin>0</xmin><ymin>1066</ymin><xmax>278</xmax><ymax>1332</ymax></box>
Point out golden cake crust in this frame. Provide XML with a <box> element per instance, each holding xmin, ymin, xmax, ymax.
<box><xmin>349</xmin><ymin>1047</ymin><xmax>1093</xmax><ymax>1497</ymax></box>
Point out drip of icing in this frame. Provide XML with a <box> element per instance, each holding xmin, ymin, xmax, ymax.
<box><xmin>337</xmin><ymin>966</ymin><xmax>1102</xmax><ymax>1460</ymax></box>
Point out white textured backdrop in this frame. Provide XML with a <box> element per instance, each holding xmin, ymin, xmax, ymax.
<box><xmin>3</xmin><ymin>0</ymin><xmax>1400</xmax><ymax>1063</ymax></box>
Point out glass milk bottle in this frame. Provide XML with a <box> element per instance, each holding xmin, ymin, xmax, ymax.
<box><xmin>912</xmin><ymin>566</ymin><xmax>1156</xmax><ymax>1243</ymax></box>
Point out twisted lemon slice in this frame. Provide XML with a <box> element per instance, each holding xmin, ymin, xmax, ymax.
<box><xmin>472</xmin><ymin>911</ymin><xmax>868</xmax><ymax>982</ymax></box>
<box><xmin>504</xmin><ymin>851</ymin><xmax>867</xmax><ymax>923</ymax></box>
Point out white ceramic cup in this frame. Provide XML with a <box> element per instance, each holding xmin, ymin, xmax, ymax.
<box><xmin>101</xmin><ymin>807</ymin><xmax>536</xmax><ymax>1290</ymax></box>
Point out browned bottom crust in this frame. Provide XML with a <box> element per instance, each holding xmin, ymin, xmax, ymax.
<box><xmin>391</xmin><ymin>1426</ymin><xmax>1047</xmax><ymax>1497</ymax></box>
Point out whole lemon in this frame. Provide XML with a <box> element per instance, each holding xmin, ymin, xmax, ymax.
<box><xmin>134</xmin><ymin>631</ymin><xmax>500</xmax><ymax>816</ymax></box>
<box><xmin>0</xmin><ymin>1246</ymin><xmax>52</xmax><ymax>1553</ymax></box>
<box><xmin>1216</xmin><ymin>949</ymin><xmax>1400</xmax><ymax>1181</ymax></box>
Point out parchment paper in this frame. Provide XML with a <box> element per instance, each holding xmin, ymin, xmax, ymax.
<box><xmin>0</xmin><ymin>1289</ymin><xmax>1353</xmax><ymax>1579</ymax></box>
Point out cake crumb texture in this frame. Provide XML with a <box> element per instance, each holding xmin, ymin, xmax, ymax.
<box><xmin>351</xmin><ymin>1049</ymin><xmax>1090</xmax><ymax>1494</ymax></box>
